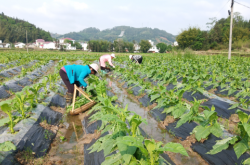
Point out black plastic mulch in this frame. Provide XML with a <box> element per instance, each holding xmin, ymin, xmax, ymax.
<box><xmin>132</xmin><ymin>86</ymin><xmax>142</xmax><ymax>96</ymax></box>
<box><xmin>166</xmin><ymin>121</ymin><xmax>198</xmax><ymax>140</ymax></box>
<box><xmin>201</xmin><ymin>99</ymin><xmax>250</xmax><ymax>119</ymax></box>
<box><xmin>191</xmin><ymin>134</ymin><xmax>250</xmax><ymax>165</ymax></box>
<box><xmin>81</xmin><ymin>112</ymin><xmax>102</xmax><ymax>135</ymax></box>
<box><xmin>0</xmin><ymin>86</ymin><xmax>10</xmax><ymax>99</ymax></box>
<box><xmin>1</xmin><ymin>100</ymin><xmax>63</xmax><ymax>164</ymax></box>
<box><xmin>17</xmin><ymin>77</ymin><xmax>33</xmax><ymax>86</ymax></box>
<box><xmin>166</xmin><ymin>83</ymin><xmax>176</xmax><ymax>91</ymax></box>
<box><xmin>138</xmin><ymin>94</ymin><xmax>154</xmax><ymax>107</ymax></box>
<box><xmin>215</xmin><ymin>85</ymin><xmax>239</xmax><ymax>97</ymax></box>
<box><xmin>49</xmin><ymin>94</ymin><xmax>66</xmax><ymax>108</ymax></box>
<box><xmin>4</xmin><ymin>82</ymin><xmax>23</xmax><ymax>92</ymax></box>
<box><xmin>150</xmin><ymin>107</ymin><xmax>166</xmax><ymax>121</ymax></box>
<box><xmin>35</xmin><ymin>106</ymin><xmax>63</xmax><ymax>125</ymax></box>
<box><xmin>182</xmin><ymin>90</ymin><xmax>208</xmax><ymax>102</ymax></box>
<box><xmin>83</xmin><ymin>132</ymin><xmax>109</xmax><ymax>165</ymax></box>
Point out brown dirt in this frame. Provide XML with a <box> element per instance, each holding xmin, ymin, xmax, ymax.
<box><xmin>40</xmin><ymin>120</ymin><xmax>59</xmax><ymax>134</ymax></box>
<box><xmin>159</xmin><ymin>115</ymin><xmax>175</xmax><ymax>128</ymax></box>
<box><xmin>208</xmin><ymin>88</ymin><xmax>217</xmax><ymax>94</ymax></box>
<box><xmin>229</xmin><ymin>114</ymin><xmax>240</xmax><ymax>123</ymax></box>
<box><xmin>218</xmin><ymin>117</ymin><xmax>239</xmax><ymax>135</ymax></box>
<box><xmin>50</xmin><ymin>106</ymin><xmax>64</xmax><ymax>114</ymax></box>
<box><xmin>165</xmin><ymin>134</ymin><xmax>209</xmax><ymax>165</ymax></box>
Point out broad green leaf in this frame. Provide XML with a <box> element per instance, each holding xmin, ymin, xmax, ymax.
<box><xmin>207</xmin><ymin>137</ymin><xmax>238</xmax><ymax>155</ymax></box>
<box><xmin>229</xmin><ymin>103</ymin><xmax>240</xmax><ymax>110</ymax></box>
<box><xmin>210</xmin><ymin>122</ymin><xmax>223</xmax><ymax>138</ymax></box>
<box><xmin>0</xmin><ymin>141</ymin><xmax>16</xmax><ymax>151</ymax></box>
<box><xmin>243</xmin><ymin>123</ymin><xmax>250</xmax><ymax>137</ymax></box>
<box><xmin>0</xmin><ymin>117</ymin><xmax>10</xmax><ymax>127</ymax></box>
<box><xmin>150</xmin><ymin>94</ymin><xmax>160</xmax><ymax>102</ymax></box>
<box><xmin>237</xmin><ymin>110</ymin><xmax>249</xmax><ymax>124</ymax></box>
<box><xmin>159</xmin><ymin>142</ymin><xmax>189</xmax><ymax>157</ymax></box>
<box><xmin>234</xmin><ymin>140</ymin><xmax>249</xmax><ymax>159</ymax></box>
<box><xmin>145</xmin><ymin>140</ymin><xmax>155</xmax><ymax>154</ymax></box>
<box><xmin>172</xmin><ymin>104</ymin><xmax>187</xmax><ymax>119</ymax></box>
<box><xmin>194</xmin><ymin>125</ymin><xmax>211</xmax><ymax>141</ymax></box>
<box><xmin>243</xmin><ymin>158</ymin><xmax>250</xmax><ymax>165</ymax></box>
<box><xmin>102</xmin><ymin>152</ymin><xmax>123</xmax><ymax>165</ymax></box>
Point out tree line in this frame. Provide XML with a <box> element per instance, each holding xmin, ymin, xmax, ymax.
<box><xmin>176</xmin><ymin>12</ymin><xmax>250</xmax><ymax>50</ymax></box>
<box><xmin>88</xmin><ymin>39</ymin><xmax>173</xmax><ymax>53</ymax></box>
<box><xmin>0</xmin><ymin>13</ymin><xmax>53</xmax><ymax>43</ymax></box>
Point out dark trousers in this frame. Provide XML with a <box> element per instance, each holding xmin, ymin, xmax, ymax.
<box><xmin>137</xmin><ymin>57</ymin><xmax>143</xmax><ymax>64</ymax></box>
<box><xmin>59</xmin><ymin>69</ymin><xmax>80</xmax><ymax>94</ymax></box>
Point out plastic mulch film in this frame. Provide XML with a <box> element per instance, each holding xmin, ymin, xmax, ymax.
<box><xmin>83</xmin><ymin>132</ymin><xmax>109</xmax><ymax>165</ymax></box>
<box><xmin>191</xmin><ymin>134</ymin><xmax>250</xmax><ymax>165</ymax></box>
<box><xmin>201</xmin><ymin>99</ymin><xmax>250</xmax><ymax>119</ymax></box>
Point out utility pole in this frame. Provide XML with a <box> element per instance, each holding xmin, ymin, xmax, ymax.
<box><xmin>26</xmin><ymin>30</ymin><xmax>28</xmax><ymax>53</ymax></box>
<box><xmin>228</xmin><ymin>0</ymin><xmax>234</xmax><ymax>60</ymax></box>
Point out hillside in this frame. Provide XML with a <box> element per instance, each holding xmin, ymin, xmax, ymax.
<box><xmin>56</xmin><ymin>26</ymin><xmax>176</xmax><ymax>44</ymax></box>
<box><xmin>0</xmin><ymin>13</ymin><xmax>53</xmax><ymax>43</ymax></box>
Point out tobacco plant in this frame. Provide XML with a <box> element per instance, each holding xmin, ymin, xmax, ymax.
<box><xmin>192</xmin><ymin>105</ymin><xmax>223</xmax><ymax>141</ymax></box>
<box><xmin>208</xmin><ymin>110</ymin><xmax>250</xmax><ymax>162</ymax></box>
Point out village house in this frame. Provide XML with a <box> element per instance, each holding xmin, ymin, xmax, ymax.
<box><xmin>36</xmin><ymin>39</ymin><xmax>45</xmax><ymax>47</ymax></box>
<box><xmin>41</xmin><ymin>42</ymin><xmax>56</xmax><ymax>49</ymax></box>
<box><xmin>59</xmin><ymin>38</ymin><xmax>76</xmax><ymax>50</ymax></box>
<box><xmin>134</xmin><ymin>44</ymin><xmax>140</xmax><ymax>53</ymax></box>
<box><xmin>0</xmin><ymin>40</ymin><xmax>10</xmax><ymax>48</ymax></box>
<box><xmin>80</xmin><ymin>42</ymin><xmax>88</xmax><ymax>51</ymax></box>
<box><xmin>15</xmin><ymin>42</ymin><xmax>26</xmax><ymax>48</ymax></box>
<box><xmin>148</xmin><ymin>40</ymin><xmax>159</xmax><ymax>53</ymax></box>
<box><xmin>59</xmin><ymin>38</ymin><xmax>75</xmax><ymax>44</ymax></box>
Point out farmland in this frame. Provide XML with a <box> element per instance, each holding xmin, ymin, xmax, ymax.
<box><xmin>0</xmin><ymin>50</ymin><xmax>250</xmax><ymax>165</ymax></box>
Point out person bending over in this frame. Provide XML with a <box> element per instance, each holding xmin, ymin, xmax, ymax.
<box><xmin>129</xmin><ymin>55</ymin><xmax>143</xmax><ymax>64</ymax></box>
<box><xmin>99</xmin><ymin>53</ymin><xmax>115</xmax><ymax>71</ymax></box>
<box><xmin>59</xmin><ymin>63</ymin><xmax>99</xmax><ymax>104</ymax></box>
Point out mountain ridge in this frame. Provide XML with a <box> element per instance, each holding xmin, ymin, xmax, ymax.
<box><xmin>54</xmin><ymin>26</ymin><xmax>176</xmax><ymax>44</ymax></box>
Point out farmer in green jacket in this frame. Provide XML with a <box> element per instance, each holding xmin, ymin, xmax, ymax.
<box><xmin>59</xmin><ymin>63</ymin><xmax>99</xmax><ymax>104</ymax></box>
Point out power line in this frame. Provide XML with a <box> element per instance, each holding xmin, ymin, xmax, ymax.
<box><xmin>215</xmin><ymin>0</ymin><xmax>231</xmax><ymax>18</ymax></box>
<box><xmin>235</xmin><ymin>1</ymin><xmax>250</xmax><ymax>9</ymax></box>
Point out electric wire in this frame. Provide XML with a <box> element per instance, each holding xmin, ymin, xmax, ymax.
<box><xmin>215</xmin><ymin>0</ymin><xmax>231</xmax><ymax>18</ymax></box>
<box><xmin>235</xmin><ymin>1</ymin><xmax>250</xmax><ymax>9</ymax></box>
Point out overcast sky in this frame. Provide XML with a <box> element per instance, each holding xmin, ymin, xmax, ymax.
<box><xmin>1</xmin><ymin>0</ymin><xmax>250</xmax><ymax>35</ymax></box>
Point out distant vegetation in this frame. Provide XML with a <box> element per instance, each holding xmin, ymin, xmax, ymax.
<box><xmin>0</xmin><ymin>13</ymin><xmax>53</xmax><ymax>43</ymax></box>
<box><xmin>56</xmin><ymin>26</ymin><xmax>176</xmax><ymax>44</ymax></box>
<box><xmin>176</xmin><ymin>12</ymin><xmax>250</xmax><ymax>51</ymax></box>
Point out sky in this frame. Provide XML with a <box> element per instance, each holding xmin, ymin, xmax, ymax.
<box><xmin>1</xmin><ymin>0</ymin><xmax>250</xmax><ymax>36</ymax></box>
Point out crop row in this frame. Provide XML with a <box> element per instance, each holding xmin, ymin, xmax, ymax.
<box><xmin>0</xmin><ymin>59</ymin><xmax>67</xmax><ymax>163</ymax></box>
<box><xmin>110</xmin><ymin>57</ymin><xmax>250</xmax><ymax>164</ymax></box>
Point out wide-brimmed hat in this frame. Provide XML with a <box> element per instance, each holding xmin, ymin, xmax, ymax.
<box><xmin>111</xmin><ymin>54</ymin><xmax>115</xmax><ymax>58</ymax></box>
<box><xmin>129</xmin><ymin>55</ymin><xmax>133</xmax><ymax>59</ymax></box>
<box><xmin>89</xmin><ymin>63</ymin><xmax>99</xmax><ymax>73</ymax></box>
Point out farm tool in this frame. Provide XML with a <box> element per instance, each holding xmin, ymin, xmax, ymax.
<box><xmin>70</xmin><ymin>84</ymin><xmax>96</xmax><ymax>115</ymax></box>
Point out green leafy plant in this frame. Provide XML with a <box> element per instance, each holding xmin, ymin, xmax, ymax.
<box><xmin>192</xmin><ymin>105</ymin><xmax>223</xmax><ymax>141</ymax></box>
<box><xmin>207</xmin><ymin>110</ymin><xmax>250</xmax><ymax>160</ymax></box>
<box><xmin>0</xmin><ymin>141</ymin><xmax>16</xmax><ymax>151</ymax></box>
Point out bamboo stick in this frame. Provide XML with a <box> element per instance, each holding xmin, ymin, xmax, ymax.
<box><xmin>72</xmin><ymin>122</ymin><xmax>79</xmax><ymax>142</ymax></box>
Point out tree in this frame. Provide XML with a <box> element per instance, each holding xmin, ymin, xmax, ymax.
<box><xmin>156</xmin><ymin>43</ymin><xmax>168</xmax><ymax>53</ymax></box>
<box><xmin>75</xmin><ymin>42</ymin><xmax>82</xmax><ymax>50</ymax></box>
<box><xmin>139</xmin><ymin>40</ymin><xmax>151</xmax><ymax>53</ymax></box>
<box><xmin>176</xmin><ymin>27</ymin><xmax>201</xmax><ymax>49</ymax></box>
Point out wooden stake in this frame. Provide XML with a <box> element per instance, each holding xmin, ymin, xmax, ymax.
<box><xmin>72</xmin><ymin>122</ymin><xmax>79</xmax><ymax>142</ymax></box>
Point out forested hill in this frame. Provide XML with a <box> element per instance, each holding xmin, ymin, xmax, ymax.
<box><xmin>56</xmin><ymin>26</ymin><xmax>176</xmax><ymax>44</ymax></box>
<box><xmin>0</xmin><ymin>13</ymin><xmax>53</xmax><ymax>43</ymax></box>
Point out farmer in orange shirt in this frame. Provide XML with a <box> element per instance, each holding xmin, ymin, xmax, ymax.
<box><xmin>99</xmin><ymin>53</ymin><xmax>115</xmax><ymax>71</ymax></box>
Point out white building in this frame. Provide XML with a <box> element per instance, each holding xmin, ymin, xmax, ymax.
<box><xmin>174</xmin><ymin>41</ymin><xmax>178</xmax><ymax>46</ymax></box>
<box><xmin>134</xmin><ymin>44</ymin><xmax>140</xmax><ymax>53</ymax></box>
<box><xmin>0</xmin><ymin>40</ymin><xmax>2</xmax><ymax>44</ymax></box>
<box><xmin>59</xmin><ymin>38</ymin><xmax>75</xmax><ymax>44</ymax></box>
<box><xmin>148</xmin><ymin>40</ymin><xmax>159</xmax><ymax>53</ymax></box>
<box><xmin>15</xmin><ymin>42</ymin><xmax>26</xmax><ymax>48</ymax></box>
<box><xmin>36</xmin><ymin>39</ymin><xmax>45</xmax><ymax>47</ymax></box>
<box><xmin>42</xmin><ymin>42</ymin><xmax>56</xmax><ymax>49</ymax></box>
<box><xmin>80</xmin><ymin>42</ymin><xmax>88</xmax><ymax>51</ymax></box>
